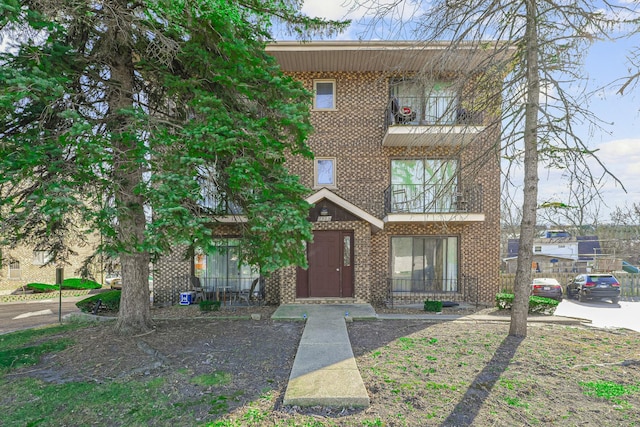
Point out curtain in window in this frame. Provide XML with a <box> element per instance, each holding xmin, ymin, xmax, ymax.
<box><xmin>391</xmin><ymin>80</ymin><xmax>457</xmax><ymax>124</ymax></box>
<box><xmin>195</xmin><ymin>239</ymin><xmax>258</xmax><ymax>292</ymax></box>
<box><xmin>391</xmin><ymin>236</ymin><xmax>458</xmax><ymax>292</ymax></box>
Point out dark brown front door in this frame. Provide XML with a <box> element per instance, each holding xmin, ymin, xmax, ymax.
<box><xmin>296</xmin><ymin>230</ymin><xmax>354</xmax><ymax>298</ymax></box>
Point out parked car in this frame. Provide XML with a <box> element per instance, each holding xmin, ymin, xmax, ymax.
<box><xmin>105</xmin><ymin>272</ymin><xmax>122</xmax><ymax>290</ymax></box>
<box><xmin>566</xmin><ymin>273</ymin><xmax>620</xmax><ymax>304</ymax></box>
<box><xmin>531</xmin><ymin>278</ymin><xmax>563</xmax><ymax>301</ymax></box>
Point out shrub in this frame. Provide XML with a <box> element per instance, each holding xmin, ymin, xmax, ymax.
<box><xmin>199</xmin><ymin>300</ymin><xmax>221</xmax><ymax>312</ymax></box>
<box><xmin>26</xmin><ymin>278</ymin><xmax>102</xmax><ymax>293</ymax></box>
<box><xmin>61</xmin><ymin>278</ymin><xmax>102</xmax><ymax>290</ymax></box>
<box><xmin>495</xmin><ymin>293</ymin><xmax>559</xmax><ymax>315</ymax></box>
<box><xmin>26</xmin><ymin>283</ymin><xmax>58</xmax><ymax>293</ymax></box>
<box><xmin>76</xmin><ymin>291</ymin><xmax>121</xmax><ymax>313</ymax></box>
<box><xmin>424</xmin><ymin>299</ymin><xmax>443</xmax><ymax>312</ymax></box>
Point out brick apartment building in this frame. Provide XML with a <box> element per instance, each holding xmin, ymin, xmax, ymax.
<box><xmin>153</xmin><ymin>41</ymin><xmax>506</xmax><ymax>306</ymax></box>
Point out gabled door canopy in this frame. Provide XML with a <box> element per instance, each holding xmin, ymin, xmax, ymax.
<box><xmin>306</xmin><ymin>188</ymin><xmax>384</xmax><ymax>232</ymax></box>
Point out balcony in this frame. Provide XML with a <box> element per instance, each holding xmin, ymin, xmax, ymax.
<box><xmin>200</xmin><ymin>192</ymin><xmax>247</xmax><ymax>222</ymax></box>
<box><xmin>383</xmin><ymin>183</ymin><xmax>485</xmax><ymax>223</ymax></box>
<box><xmin>382</xmin><ymin>96</ymin><xmax>485</xmax><ymax>147</ymax></box>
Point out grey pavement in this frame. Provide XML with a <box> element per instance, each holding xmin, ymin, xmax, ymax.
<box><xmin>554</xmin><ymin>299</ymin><xmax>640</xmax><ymax>332</ymax></box>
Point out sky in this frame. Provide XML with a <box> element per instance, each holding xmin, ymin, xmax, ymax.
<box><xmin>292</xmin><ymin>0</ymin><xmax>640</xmax><ymax>224</ymax></box>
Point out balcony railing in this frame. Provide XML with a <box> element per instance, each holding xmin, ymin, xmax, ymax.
<box><xmin>385</xmin><ymin>96</ymin><xmax>483</xmax><ymax>129</ymax></box>
<box><xmin>384</xmin><ymin>183</ymin><xmax>482</xmax><ymax>215</ymax></box>
<box><xmin>200</xmin><ymin>192</ymin><xmax>244</xmax><ymax>215</ymax></box>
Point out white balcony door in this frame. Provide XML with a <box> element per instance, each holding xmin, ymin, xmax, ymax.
<box><xmin>391</xmin><ymin>80</ymin><xmax>457</xmax><ymax>125</ymax></box>
<box><xmin>391</xmin><ymin>159</ymin><xmax>458</xmax><ymax>213</ymax></box>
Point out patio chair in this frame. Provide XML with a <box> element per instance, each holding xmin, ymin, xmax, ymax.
<box><xmin>237</xmin><ymin>276</ymin><xmax>265</xmax><ymax>306</ymax></box>
<box><xmin>191</xmin><ymin>276</ymin><xmax>205</xmax><ymax>303</ymax></box>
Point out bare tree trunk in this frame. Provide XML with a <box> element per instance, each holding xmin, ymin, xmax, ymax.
<box><xmin>510</xmin><ymin>0</ymin><xmax>540</xmax><ymax>337</ymax></box>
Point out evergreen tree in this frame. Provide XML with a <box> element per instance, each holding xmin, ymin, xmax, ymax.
<box><xmin>0</xmin><ymin>0</ymin><xmax>347</xmax><ymax>334</ymax></box>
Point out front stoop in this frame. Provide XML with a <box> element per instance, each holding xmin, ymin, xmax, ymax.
<box><xmin>283</xmin><ymin>316</ymin><xmax>370</xmax><ymax>407</ymax></box>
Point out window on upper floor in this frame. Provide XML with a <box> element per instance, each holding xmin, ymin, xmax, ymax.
<box><xmin>390</xmin><ymin>158</ymin><xmax>459</xmax><ymax>213</ymax></box>
<box><xmin>313</xmin><ymin>80</ymin><xmax>336</xmax><ymax>110</ymax></box>
<box><xmin>534</xmin><ymin>246</ymin><xmax>542</xmax><ymax>252</ymax></box>
<box><xmin>314</xmin><ymin>157</ymin><xmax>336</xmax><ymax>188</ymax></box>
<box><xmin>197</xmin><ymin>166</ymin><xmax>243</xmax><ymax>215</ymax></box>
<box><xmin>390</xmin><ymin>79</ymin><xmax>459</xmax><ymax>125</ymax></box>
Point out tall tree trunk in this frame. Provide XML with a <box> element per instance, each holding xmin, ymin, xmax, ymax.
<box><xmin>105</xmin><ymin>1</ymin><xmax>152</xmax><ymax>335</ymax></box>
<box><xmin>510</xmin><ymin>0</ymin><xmax>540</xmax><ymax>337</ymax></box>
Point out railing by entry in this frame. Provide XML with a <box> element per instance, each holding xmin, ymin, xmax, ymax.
<box><xmin>386</xmin><ymin>276</ymin><xmax>480</xmax><ymax>308</ymax></box>
<box><xmin>384</xmin><ymin>183</ymin><xmax>483</xmax><ymax>215</ymax></box>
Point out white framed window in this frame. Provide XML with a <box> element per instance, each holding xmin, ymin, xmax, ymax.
<box><xmin>534</xmin><ymin>246</ymin><xmax>542</xmax><ymax>252</ymax></box>
<box><xmin>390</xmin><ymin>158</ymin><xmax>458</xmax><ymax>213</ymax></box>
<box><xmin>390</xmin><ymin>236</ymin><xmax>458</xmax><ymax>292</ymax></box>
<box><xmin>315</xmin><ymin>157</ymin><xmax>336</xmax><ymax>188</ymax></box>
<box><xmin>32</xmin><ymin>250</ymin><xmax>52</xmax><ymax>266</ymax></box>
<box><xmin>390</xmin><ymin>79</ymin><xmax>458</xmax><ymax>125</ymax></box>
<box><xmin>194</xmin><ymin>239</ymin><xmax>259</xmax><ymax>292</ymax></box>
<box><xmin>8</xmin><ymin>261</ymin><xmax>21</xmax><ymax>280</ymax></box>
<box><xmin>313</xmin><ymin>80</ymin><xmax>336</xmax><ymax>110</ymax></box>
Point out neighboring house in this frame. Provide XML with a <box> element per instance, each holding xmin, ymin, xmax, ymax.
<box><xmin>0</xmin><ymin>242</ymin><xmax>100</xmax><ymax>294</ymax></box>
<box><xmin>503</xmin><ymin>230</ymin><xmax>603</xmax><ymax>274</ymax></box>
<box><xmin>153</xmin><ymin>41</ymin><xmax>506</xmax><ymax>306</ymax></box>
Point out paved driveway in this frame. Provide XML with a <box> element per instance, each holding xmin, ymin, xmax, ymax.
<box><xmin>0</xmin><ymin>298</ymin><xmax>83</xmax><ymax>335</ymax></box>
<box><xmin>554</xmin><ymin>299</ymin><xmax>640</xmax><ymax>332</ymax></box>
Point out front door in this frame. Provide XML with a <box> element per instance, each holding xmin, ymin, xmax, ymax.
<box><xmin>297</xmin><ymin>230</ymin><xmax>354</xmax><ymax>298</ymax></box>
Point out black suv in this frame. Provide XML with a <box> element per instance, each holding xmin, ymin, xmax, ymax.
<box><xmin>566</xmin><ymin>273</ymin><xmax>620</xmax><ymax>304</ymax></box>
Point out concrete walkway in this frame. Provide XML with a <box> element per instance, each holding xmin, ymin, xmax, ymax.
<box><xmin>275</xmin><ymin>304</ymin><xmax>374</xmax><ymax>407</ymax></box>
<box><xmin>273</xmin><ymin>303</ymin><xmax>587</xmax><ymax>408</ymax></box>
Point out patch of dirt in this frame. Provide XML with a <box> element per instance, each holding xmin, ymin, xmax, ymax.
<box><xmin>8</xmin><ymin>304</ymin><xmax>640</xmax><ymax>426</ymax></box>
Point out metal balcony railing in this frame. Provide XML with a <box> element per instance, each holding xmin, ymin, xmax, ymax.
<box><xmin>384</xmin><ymin>183</ymin><xmax>482</xmax><ymax>215</ymax></box>
<box><xmin>385</xmin><ymin>96</ymin><xmax>483</xmax><ymax>129</ymax></box>
<box><xmin>200</xmin><ymin>192</ymin><xmax>243</xmax><ymax>215</ymax></box>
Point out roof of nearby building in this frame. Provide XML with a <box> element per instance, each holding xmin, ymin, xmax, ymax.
<box><xmin>266</xmin><ymin>40</ymin><xmax>514</xmax><ymax>73</ymax></box>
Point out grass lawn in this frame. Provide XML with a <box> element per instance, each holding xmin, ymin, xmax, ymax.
<box><xmin>1</xmin><ymin>313</ymin><xmax>639</xmax><ymax>426</ymax></box>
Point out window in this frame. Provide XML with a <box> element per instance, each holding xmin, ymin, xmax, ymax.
<box><xmin>391</xmin><ymin>236</ymin><xmax>458</xmax><ymax>292</ymax></box>
<box><xmin>390</xmin><ymin>158</ymin><xmax>458</xmax><ymax>213</ymax></box>
<box><xmin>198</xmin><ymin>166</ymin><xmax>243</xmax><ymax>215</ymax></box>
<box><xmin>391</xmin><ymin>79</ymin><xmax>457</xmax><ymax>125</ymax></box>
<box><xmin>534</xmin><ymin>246</ymin><xmax>542</xmax><ymax>252</ymax></box>
<box><xmin>194</xmin><ymin>239</ymin><xmax>259</xmax><ymax>292</ymax></box>
<box><xmin>8</xmin><ymin>261</ymin><xmax>21</xmax><ymax>280</ymax></box>
<box><xmin>313</xmin><ymin>80</ymin><xmax>335</xmax><ymax>110</ymax></box>
<box><xmin>32</xmin><ymin>250</ymin><xmax>52</xmax><ymax>266</ymax></box>
<box><xmin>315</xmin><ymin>158</ymin><xmax>336</xmax><ymax>188</ymax></box>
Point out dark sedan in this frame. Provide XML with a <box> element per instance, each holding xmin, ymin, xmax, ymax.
<box><xmin>531</xmin><ymin>278</ymin><xmax>563</xmax><ymax>301</ymax></box>
<box><xmin>566</xmin><ymin>273</ymin><xmax>620</xmax><ymax>304</ymax></box>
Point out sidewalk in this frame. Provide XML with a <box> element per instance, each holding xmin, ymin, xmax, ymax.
<box><xmin>276</xmin><ymin>304</ymin><xmax>373</xmax><ymax>407</ymax></box>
